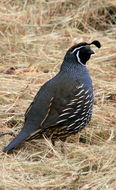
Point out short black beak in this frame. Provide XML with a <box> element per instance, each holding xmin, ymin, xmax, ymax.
<box><xmin>89</xmin><ymin>49</ymin><xmax>95</xmax><ymax>55</ymax></box>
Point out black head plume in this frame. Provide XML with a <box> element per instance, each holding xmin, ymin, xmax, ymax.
<box><xmin>89</xmin><ymin>40</ymin><xmax>101</xmax><ymax>48</ymax></box>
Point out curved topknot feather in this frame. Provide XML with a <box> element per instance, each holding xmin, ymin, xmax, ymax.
<box><xmin>90</xmin><ymin>40</ymin><xmax>101</xmax><ymax>48</ymax></box>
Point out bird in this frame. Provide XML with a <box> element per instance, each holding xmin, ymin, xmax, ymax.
<box><xmin>3</xmin><ymin>40</ymin><xmax>101</xmax><ymax>153</ymax></box>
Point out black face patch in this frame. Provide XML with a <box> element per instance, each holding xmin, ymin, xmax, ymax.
<box><xmin>76</xmin><ymin>46</ymin><xmax>92</xmax><ymax>65</ymax></box>
<box><xmin>65</xmin><ymin>40</ymin><xmax>101</xmax><ymax>65</ymax></box>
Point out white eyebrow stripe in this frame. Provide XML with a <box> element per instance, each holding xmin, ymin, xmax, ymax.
<box><xmin>71</xmin><ymin>45</ymin><xmax>85</xmax><ymax>54</ymax></box>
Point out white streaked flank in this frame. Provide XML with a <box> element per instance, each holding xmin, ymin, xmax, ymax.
<box><xmin>69</xmin><ymin>114</ymin><xmax>76</xmax><ymax>119</ymax></box>
<box><xmin>85</xmin><ymin>89</ymin><xmax>89</xmax><ymax>94</ymax></box>
<box><xmin>75</xmin><ymin>117</ymin><xmax>84</xmax><ymax>123</ymax></box>
<box><xmin>71</xmin><ymin>98</ymin><xmax>79</xmax><ymax>102</ymax></box>
<box><xmin>68</xmin><ymin>123</ymin><xmax>75</xmax><ymax>128</ymax></box>
<box><xmin>84</xmin><ymin>100</ymin><xmax>90</xmax><ymax>105</ymax></box>
<box><xmin>87</xmin><ymin>109</ymin><xmax>91</xmax><ymax>113</ymax></box>
<box><xmin>89</xmin><ymin>93</ymin><xmax>93</xmax><ymax>98</ymax></box>
<box><xmin>75</xmin><ymin>118</ymin><xmax>81</xmax><ymax>123</ymax></box>
<box><xmin>78</xmin><ymin>95</ymin><xmax>85</xmax><ymax>99</ymax></box>
<box><xmin>56</xmin><ymin>119</ymin><xmax>67</xmax><ymax>124</ymax></box>
<box><xmin>59</xmin><ymin>112</ymin><xmax>70</xmax><ymax>117</ymax></box>
<box><xmin>76</xmin><ymin>104</ymin><xmax>82</xmax><ymax>108</ymax></box>
<box><xmin>81</xmin><ymin>111</ymin><xmax>86</xmax><ymax>115</ymax></box>
<box><xmin>75</xmin><ymin>89</ymin><xmax>84</xmax><ymax>97</ymax></box>
<box><xmin>83</xmin><ymin>105</ymin><xmax>87</xmax><ymax>108</ymax></box>
<box><xmin>77</xmin><ymin>83</ymin><xmax>84</xmax><ymax>89</ymax></box>
<box><xmin>67</xmin><ymin>101</ymin><xmax>75</xmax><ymax>106</ymax></box>
<box><xmin>77</xmin><ymin>100</ymin><xmax>83</xmax><ymax>104</ymax></box>
<box><xmin>90</xmin><ymin>98</ymin><xmax>93</xmax><ymax>103</ymax></box>
<box><xmin>74</xmin><ymin>109</ymin><xmax>81</xmax><ymax>114</ymax></box>
<box><xmin>80</xmin><ymin>116</ymin><xmax>84</xmax><ymax>120</ymax></box>
<box><xmin>89</xmin><ymin>102</ymin><xmax>93</xmax><ymax>108</ymax></box>
<box><xmin>62</xmin><ymin>107</ymin><xmax>73</xmax><ymax>112</ymax></box>
<box><xmin>75</xmin><ymin>124</ymin><xmax>82</xmax><ymax>130</ymax></box>
<box><xmin>85</xmin><ymin>94</ymin><xmax>90</xmax><ymax>99</ymax></box>
<box><xmin>83</xmin><ymin>108</ymin><xmax>87</xmax><ymax>111</ymax></box>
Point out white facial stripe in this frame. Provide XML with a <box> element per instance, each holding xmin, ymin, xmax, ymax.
<box><xmin>71</xmin><ymin>45</ymin><xmax>88</xmax><ymax>66</ymax></box>
<box><xmin>71</xmin><ymin>45</ymin><xmax>85</xmax><ymax>54</ymax></box>
<box><xmin>76</xmin><ymin>51</ymin><xmax>85</xmax><ymax>66</ymax></box>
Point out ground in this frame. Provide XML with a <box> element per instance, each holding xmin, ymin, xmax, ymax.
<box><xmin>0</xmin><ymin>0</ymin><xmax>116</xmax><ymax>189</ymax></box>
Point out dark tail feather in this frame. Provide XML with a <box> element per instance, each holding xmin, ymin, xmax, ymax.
<box><xmin>3</xmin><ymin>129</ymin><xmax>30</xmax><ymax>153</ymax></box>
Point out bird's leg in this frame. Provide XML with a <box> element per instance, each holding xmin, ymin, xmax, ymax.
<box><xmin>51</xmin><ymin>137</ymin><xmax>66</xmax><ymax>154</ymax></box>
<box><xmin>61</xmin><ymin>142</ymin><xmax>65</xmax><ymax>154</ymax></box>
<box><xmin>77</xmin><ymin>133</ymin><xmax>80</xmax><ymax>144</ymax></box>
<box><xmin>60</xmin><ymin>137</ymin><xmax>66</xmax><ymax>154</ymax></box>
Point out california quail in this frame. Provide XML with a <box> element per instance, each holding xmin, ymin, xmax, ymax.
<box><xmin>3</xmin><ymin>40</ymin><xmax>101</xmax><ymax>152</ymax></box>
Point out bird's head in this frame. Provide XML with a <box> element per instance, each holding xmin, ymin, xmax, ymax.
<box><xmin>65</xmin><ymin>40</ymin><xmax>101</xmax><ymax>65</ymax></box>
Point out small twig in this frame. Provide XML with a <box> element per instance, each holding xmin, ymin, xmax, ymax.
<box><xmin>0</xmin><ymin>132</ymin><xmax>15</xmax><ymax>137</ymax></box>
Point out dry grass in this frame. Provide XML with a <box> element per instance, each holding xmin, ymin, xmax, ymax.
<box><xmin>0</xmin><ymin>0</ymin><xmax>116</xmax><ymax>189</ymax></box>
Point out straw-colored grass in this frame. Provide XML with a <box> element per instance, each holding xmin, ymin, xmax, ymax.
<box><xmin>0</xmin><ymin>0</ymin><xmax>116</xmax><ymax>189</ymax></box>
